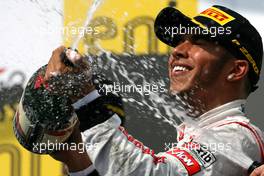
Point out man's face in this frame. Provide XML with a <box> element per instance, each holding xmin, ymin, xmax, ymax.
<box><xmin>169</xmin><ymin>36</ymin><xmax>230</xmax><ymax>94</ymax></box>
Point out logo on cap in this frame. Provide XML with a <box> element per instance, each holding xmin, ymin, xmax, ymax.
<box><xmin>232</xmin><ymin>39</ymin><xmax>260</xmax><ymax>75</ymax></box>
<box><xmin>199</xmin><ymin>7</ymin><xmax>235</xmax><ymax>25</ymax></box>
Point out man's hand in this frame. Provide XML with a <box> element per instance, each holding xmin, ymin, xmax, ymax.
<box><xmin>45</xmin><ymin>46</ymin><xmax>72</xmax><ymax>80</ymax></box>
<box><xmin>250</xmin><ymin>165</ymin><xmax>264</xmax><ymax>176</ymax></box>
<box><xmin>45</xmin><ymin>46</ymin><xmax>86</xmax><ymax>80</ymax></box>
<box><xmin>50</xmin><ymin>120</ymin><xmax>92</xmax><ymax>172</ymax></box>
<box><xmin>47</xmin><ymin>46</ymin><xmax>95</xmax><ymax>171</ymax></box>
<box><xmin>44</xmin><ymin>46</ymin><xmax>95</xmax><ymax>102</ymax></box>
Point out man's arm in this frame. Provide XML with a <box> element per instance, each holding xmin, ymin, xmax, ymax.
<box><xmin>45</xmin><ymin>46</ymin><xmax>94</xmax><ymax>173</ymax></box>
<box><xmin>77</xmin><ymin>113</ymin><xmax>191</xmax><ymax>176</ymax></box>
<box><xmin>49</xmin><ymin>88</ymin><xmax>190</xmax><ymax>176</ymax></box>
<box><xmin>70</xmin><ymin>113</ymin><xmax>264</xmax><ymax>176</ymax></box>
<box><xmin>50</xmin><ymin>120</ymin><xmax>93</xmax><ymax>173</ymax></box>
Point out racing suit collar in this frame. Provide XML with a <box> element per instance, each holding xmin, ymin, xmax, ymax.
<box><xmin>196</xmin><ymin>99</ymin><xmax>247</xmax><ymax>128</ymax></box>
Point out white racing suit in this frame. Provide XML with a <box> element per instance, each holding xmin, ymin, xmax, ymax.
<box><xmin>71</xmin><ymin>96</ymin><xmax>264</xmax><ymax>176</ymax></box>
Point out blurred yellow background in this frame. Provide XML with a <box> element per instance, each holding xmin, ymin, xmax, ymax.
<box><xmin>0</xmin><ymin>0</ymin><xmax>197</xmax><ymax>175</ymax></box>
<box><xmin>64</xmin><ymin>0</ymin><xmax>197</xmax><ymax>55</ymax></box>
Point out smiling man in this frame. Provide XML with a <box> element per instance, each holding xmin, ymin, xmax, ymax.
<box><xmin>44</xmin><ymin>5</ymin><xmax>264</xmax><ymax>176</ymax></box>
<box><xmin>167</xmin><ymin>34</ymin><xmax>255</xmax><ymax>116</ymax></box>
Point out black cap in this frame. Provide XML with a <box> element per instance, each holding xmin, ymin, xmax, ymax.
<box><xmin>154</xmin><ymin>5</ymin><xmax>263</xmax><ymax>91</ymax></box>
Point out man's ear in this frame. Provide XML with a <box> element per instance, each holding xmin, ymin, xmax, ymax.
<box><xmin>226</xmin><ymin>60</ymin><xmax>249</xmax><ymax>82</ymax></box>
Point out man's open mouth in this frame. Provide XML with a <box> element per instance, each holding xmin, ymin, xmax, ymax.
<box><xmin>171</xmin><ymin>64</ymin><xmax>193</xmax><ymax>76</ymax></box>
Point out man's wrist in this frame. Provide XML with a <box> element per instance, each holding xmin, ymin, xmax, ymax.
<box><xmin>65</xmin><ymin>151</ymin><xmax>92</xmax><ymax>172</ymax></box>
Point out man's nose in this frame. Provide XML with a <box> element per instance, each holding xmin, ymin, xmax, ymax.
<box><xmin>171</xmin><ymin>40</ymin><xmax>192</xmax><ymax>60</ymax></box>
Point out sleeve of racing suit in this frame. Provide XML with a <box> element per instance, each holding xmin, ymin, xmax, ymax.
<box><xmin>70</xmin><ymin>110</ymin><xmax>264</xmax><ymax>176</ymax></box>
<box><xmin>77</xmin><ymin>114</ymin><xmax>201</xmax><ymax>176</ymax></box>
<box><xmin>70</xmin><ymin>76</ymin><xmax>201</xmax><ymax>176</ymax></box>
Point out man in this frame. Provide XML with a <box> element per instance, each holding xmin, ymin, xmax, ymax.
<box><xmin>49</xmin><ymin>5</ymin><xmax>264</xmax><ymax>176</ymax></box>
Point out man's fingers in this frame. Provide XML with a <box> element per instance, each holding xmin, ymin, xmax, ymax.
<box><xmin>45</xmin><ymin>46</ymin><xmax>66</xmax><ymax>81</ymax></box>
<box><xmin>250</xmin><ymin>165</ymin><xmax>264</xmax><ymax>176</ymax></box>
<box><xmin>250</xmin><ymin>171</ymin><xmax>258</xmax><ymax>176</ymax></box>
<box><xmin>45</xmin><ymin>46</ymin><xmax>85</xmax><ymax>81</ymax></box>
<box><xmin>65</xmin><ymin>48</ymin><xmax>82</xmax><ymax>64</ymax></box>
<box><xmin>250</xmin><ymin>169</ymin><xmax>259</xmax><ymax>176</ymax></box>
<box><xmin>52</xmin><ymin>45</ymin><xmax>66</xmax><ymax>57</ymax></box>
<box><xmin>50</xmin><ymin>45</ymin><xmax>66</xmax><ymax>66</ymax></box>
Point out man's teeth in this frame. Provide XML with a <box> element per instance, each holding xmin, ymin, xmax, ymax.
<box><xmin>173</xmin><ymin>66</ymin><xmax>189</xmax><ymax>72</ymax></box>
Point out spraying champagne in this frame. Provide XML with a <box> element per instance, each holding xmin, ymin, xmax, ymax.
<box><xmin>13</xmin><ymin>47</ymin><xmax>94</xmax><ymax>154</ymax></box>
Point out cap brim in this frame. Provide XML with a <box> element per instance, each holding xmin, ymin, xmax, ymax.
<box><xmin>154</xmin><ymin>7</ymin><xmax>200</xmax><ymax>47</ymax></box>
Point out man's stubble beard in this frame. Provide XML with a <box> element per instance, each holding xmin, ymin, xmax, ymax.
<box><xmin>169</xmin><ymin>57</ymin><xmax>229</xmax><ymax>119</ymax></box>
<box><xmin>171</xmin><ymin>81</ymin><xmax>207</xmax><ymax>119</ymax></box>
